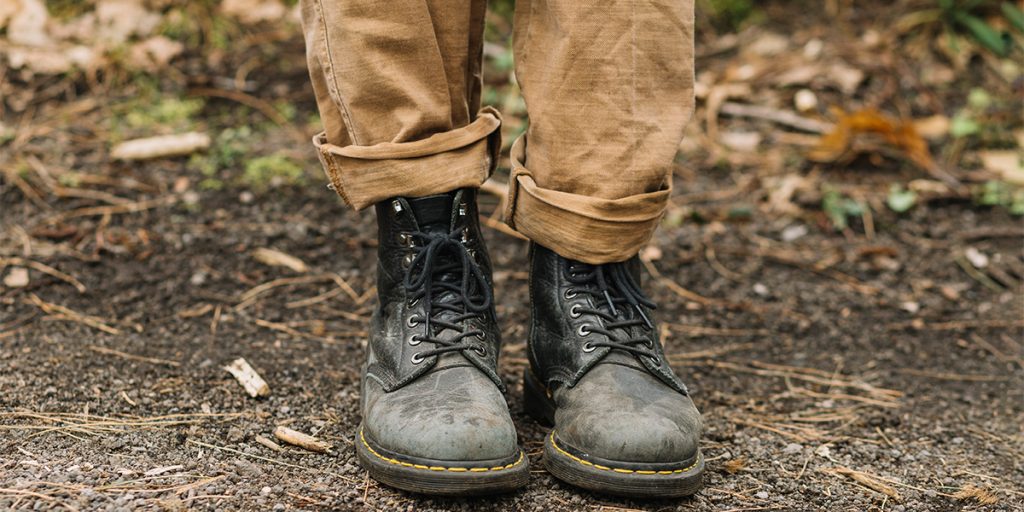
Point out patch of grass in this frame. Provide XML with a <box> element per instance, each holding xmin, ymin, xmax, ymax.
<box><xmin>241</xmin><ymin>154</ymin><xmax>306</xmax><ymax>191</ymax></box>
<box><xmin>700</xmin><ymin>0</ymin><xmax>763</xmax><ymax>31</ymax></box>
<box><xmin>822</xmin><ymin>187</ymin><xmax>866</xmax><ymax>231</ymax></box>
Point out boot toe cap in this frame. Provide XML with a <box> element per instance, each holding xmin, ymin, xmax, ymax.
<box><xmin>554</xmin><ymin>365</ymin><xmax>702</xmax><ymax>464</ymax></box>
<box><xmin>363</xmin><ymin>368</ymin><xmax>518</xmax><ymax>462</ymax></box>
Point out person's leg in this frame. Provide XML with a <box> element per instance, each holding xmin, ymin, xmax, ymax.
<box><xmin>512</xmin><ymin>0</ymin><xmax>705</xmax><ymax>497</ymax></box>
<box><xmin>507</xmin><ymin>0</ymin><xmax>696</xmax><ymax>265</ymax></box>
<box><xmin>302</xmin><ymin>0</ymin><xmax>499</xmax><ymax>209</ymax></box>
<box><xmin>300</xmin><ymin>0</ymin><xmax>528</xmax><ymax>495</ymax></box>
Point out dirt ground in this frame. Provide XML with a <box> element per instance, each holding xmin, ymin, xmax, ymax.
<box><xmin>2</xmin><ymin>167</ymin><xmax>1023</xmax><ymax>510</ymax></box>
<box><xmin>2</xmin><ymin>0</ymin><xmax>1023</xmax><ymax>510</ymax></box>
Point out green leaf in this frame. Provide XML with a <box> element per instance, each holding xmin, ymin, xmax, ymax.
<box><xmin>887</xmin><ymin>185</ymin><xmax>918</xmax><ymax>213</ymax></box>
<box><xmin>967</xmin><ymin>87</ymin><xmax>992</xmax><ymax>110</ymax></box>
<box><xmin>960</xmin><ymin>14</ymin><xmax>1008</xmax><ymax>55</ymax></box>
<box><xmin>1002</xmin><ymin>2</ymin><xmax>1024</xmax><ymax>33</ymax></box>
<box><xmin>950</xmin><ymin>113</ymin><xmax>981</xmax><ymax>137</ymax></box>
<box><xmin>1010</xmin><ymin>189</ymin><xmax>1024</xmax><ymax>215</ymax></box>
<box><xmin>975</xmin><ymin>180</ymin><xmax>1008</xmax><ymax>206</ymax></box>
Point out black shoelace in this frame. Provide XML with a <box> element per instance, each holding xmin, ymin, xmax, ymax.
<box><xmin>403</xmin><ymin>228</ymin><xmax>491</xmax><ymax>361</ymax></box>
<box><xmin>565</xmin><ymin>260</ymin><xmax>660</xmax><ymax>361</ymax></box>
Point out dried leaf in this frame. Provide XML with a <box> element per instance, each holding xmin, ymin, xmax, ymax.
<box><xmin>220</xmin><ymin>0</ymin><xmax>287</xmax><ymax>25</ymax></box>
<box><xmin>977</xmin><ymin>150</ymin><xmax>1024</xmax><ymax>185</ymax></box>
<box><xmin>7</xmin><ymin>0</ymin><xmax>51</xmax><ymax>46</ymax></box>
<box><xmin>952</xmin><ymin>484</ymin><xmax>998</xmax><ymax>505</ymax></box>
<box><xmin>809</xmin><ymin>109</ymin><xmax>958</xmax><ymax>187</ymax></box>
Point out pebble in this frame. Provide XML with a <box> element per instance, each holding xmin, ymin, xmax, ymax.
<box><xmin>755</xmin><ymin>491</ymin><xmax>770</xmax><ymax>499</ymax></box>
<box><xmin>783</xmin><ymin>443</ymin><xmax>804</xmax><ymax>454</ymax></box>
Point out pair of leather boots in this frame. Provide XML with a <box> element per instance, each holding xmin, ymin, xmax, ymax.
<box><xmin>354</xmin><ymin>189</ymin><xmax>703</xmax><ymax>497</ymax></box>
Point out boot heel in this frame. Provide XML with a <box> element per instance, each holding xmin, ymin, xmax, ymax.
<box><xmin>522</xmin><ymin>368</ymin><xmax>556</xmax><ymax>427</ymax></box>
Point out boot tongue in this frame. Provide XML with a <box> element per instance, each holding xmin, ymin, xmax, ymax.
<box><xmin>408</xmin><ymin>194</ymin><xmax>455</xmax><ymax>234</ymax></box>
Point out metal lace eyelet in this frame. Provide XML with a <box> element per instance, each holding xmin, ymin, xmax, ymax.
<box><xmin>643</xmin><ymin>339</ymin><xmax>654</xmax><ymax>348</ymax></box>
<box><xmin>411</xmin><ymin>353</ymin><xmax>425</xmax><ymax>364</ymax></box>
<box><xmin>408</xmin><ymin>335</ymin><xmax>422</xmax><ymax>346</ymax></box>
<box><xmin>407</xmin><ymin>298</ymin><xmax>419</xmax><ymax>307</ymax></box>
<box><xmin>392</xmin><ymin>200</ymin><xmax>404</xmax><ymax>214</ymax></box>
<box><xmin>647</xmin><ymin>356</ymin><xmax>662</xmax><ymax>368</ymax></box>
<box><xmin>406</xmin><ymin>315</ymin><xmax>421</xmax><ymax>328</ymax></box>
<box><xmin>474</xmin><ymin>331</ymin><xmax>486</xmax><ymax>340</ymax></box>
<box><xmin>564</xmin><ymin>289</ymin><xmax>578</xmax><ymax>299</ymax></box>
<box><xmin>458</xmin><ymin>202</ymin><xmax>467</xmax><ymax>217</ymax></box>
<box><xmin>577</xmin><ymin>325</ymin><xmax>591</xmax><ymax>337</ymax></box>
<box><xmin>460</xmin><ymin>227</ymin><xmax>470</xmax><ymax>244</ymax></box>
<box><xmin>401</xmin><ymin>253</ymin><xmax>415</xmax><ymax>269</ymax></box>
<box><xmin>473</xmin><ymin>346</ymin><xmax>487</xmax><ymax>357</ymax></box>
<box><xmin>398</xmin><ymin>233</ymin><xmax>414</xmax><ymax>248</ymax></box>
<box><xmin>569</xmin><ymin>304</ymin><xmax>582</xmax><ymax>318</ymax></box>
<box><xmin>582</xmin><ymin>342</ymin><xmax>596</xmax><ymax>353</ymax></box>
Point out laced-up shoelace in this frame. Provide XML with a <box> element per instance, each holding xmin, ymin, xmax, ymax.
<box><xmin>565</xmin><ymin>261</ymin><xmax>660</xmax><ymax>361</ymax></box>
<box><xmin>402</xmin><ymin>228</ymin><xmax>492</xmax><ymax>362</ymax></box>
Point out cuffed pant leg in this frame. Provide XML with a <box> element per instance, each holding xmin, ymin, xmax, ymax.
<box><xmin>507</xmin><ymin>0</ymin><xmax>696</xmax><ymax>264</ymax></box>
<box><xmin>300</xmin><ymin>0</ymin><xmax>493</xmax><ymax>209</ymax></box>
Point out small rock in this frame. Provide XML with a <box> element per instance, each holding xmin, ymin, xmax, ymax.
<box><xmin>755</xmin><ymin>491</ymin><xmax>770</xmax><ymax>500</ymax></box>
<box><xmin>753</xmin><ymin>283</ymin><xmax>769</xmax><ymax>296</ymax></box>
<box><xmin>964</xmin><ymin>247</ymin><xmax>988</xmax><ymax>268</ymax></box>
<box><xmin>781</xmin><ymin>224</ymin><xmax>808</xmax><ymax>242</ymax></box>
<box><xmin>3</xmin><ymin>267</ymin><xmax>29</xmax><ymax>288</ymax></box>
<box><xmin>900</xmin><ymin>301</ymin><xmax>920</xmax><ymax>314</ymax></box>
<box><xmin>783</xmin><ymin>443</ymin><xmax>804</xmax><ymax>454</ymax></box>
<box><xmin>794</xmin><ymin>89</ymin><xmax>817</xmax><ymax>112</ymax></box>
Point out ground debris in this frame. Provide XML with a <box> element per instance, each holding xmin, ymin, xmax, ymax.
<box><xmin>110</xmin><ymin>132</ymin><xmax>211</xmax><ymax>161</ymax></box>
<box><xmin>273</xmin><ymin>426</ymin><xmax>332</xmax><ymax>453</ymax></box>
<box><xmin>952</xmin><ymin>483</ymin><xmax>999</xmax><ymax>505</ymax></box>
<box><xmin>223</xmin><ymin>358</ymin><xmax>270</xmax><ymax>398</ymax></box>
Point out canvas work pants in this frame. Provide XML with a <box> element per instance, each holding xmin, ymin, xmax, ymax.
<box><xmin>300</xmin><ymin>0</ymin><xmax>695</xmax><ymax>264</ymax></box>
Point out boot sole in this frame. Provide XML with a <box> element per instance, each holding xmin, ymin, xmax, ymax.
<box><xmin>355</xmin><ymin>425</ymin><xmax>530</xmax><ymax>496</ymax></box>
<box><xmin>523</xmin><ymin>369</ymin><xmax>704</xmax><ymax>498</ymax></box>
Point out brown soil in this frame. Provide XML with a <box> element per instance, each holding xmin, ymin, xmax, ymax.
<box><xmin>2</xmin><ymin>1</ymin><xmax>1023</xmax><ymax>510</ymax></box>
<box><xmin>2</xmin><ymin>167</ymin><xmax>1022</xmax><ymax>510</ymax></box>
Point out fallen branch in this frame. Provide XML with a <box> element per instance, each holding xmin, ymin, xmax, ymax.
<box><xmin>719</xmin><ymin>101</ymin><xmax>833</xmax><ymax>134</ymax></box>
<box><xmin>27</xmin><ymin>294</ymin><xmax>119</xmax><ymax>335</ymax></box>
<box><xmin>274</xmin><ymin>426</ymin><xmax>331</xmax><ymax>453</ymax></box>
<box><xmin>87</xmin><ymin>345</ymin><xmax>180</xmax><ymax>367</ymax></box>
<box><xmin>0</xmin><ymin>257</ymin><xmax>86</xmax><ymax>293</ymax></box>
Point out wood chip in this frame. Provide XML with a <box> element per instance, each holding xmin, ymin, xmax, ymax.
<box><xmin>223</xmin><ymin>358</ymin><xmax>270</xmax><ymax>398</ymax></box>
<box><xmin>111</xmin><ymin>132</ymin><xmax>210</xmax><ymax>161</ymax></box>
<box><xmin>273</xmin><ymin>426</ymin><xmax>331</xmax><ymax>453</ymax></box>
<box><xmin>252</xmin><ymin>248</ymin><xmax>308</xmax><ymax>273</ymax></box>
<box><xmin>144</xmin><ymin>464</ymin><xmax>184</xmax><ymax>477</ymax></box>
<box><xmin>255</xmin><ymin>434</ymin><xmax>284</xmax><ymax>452</ymax></box>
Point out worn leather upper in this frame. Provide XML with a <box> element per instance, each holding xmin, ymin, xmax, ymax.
<box><xmin>361</xmin><ymin>189</ymin><xmax>516</xmax><ymax>461</ymax></box>
<box><xmin>527</xmin><ymin>243</ymin><xmax>702</xmax><ymax>463</ymax></box>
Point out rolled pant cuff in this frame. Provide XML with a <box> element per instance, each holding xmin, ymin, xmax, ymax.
<box><xmin>313</xmin><ymin>107</ymin><xmax>502</xmax><ymax>209</ymax></box>
<box><xmin>503</xmin><ymin>136</ymin><xmax>670</xmax><ymax>265</ymax></box>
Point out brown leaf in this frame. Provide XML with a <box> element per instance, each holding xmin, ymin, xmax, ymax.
<box><xmin>809</xmin><ymin>108</ymin><xmax>959</xmax><ymax>187</ymax></box>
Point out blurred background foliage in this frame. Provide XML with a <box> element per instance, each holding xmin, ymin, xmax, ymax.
<box><xmin>1</xmin><ymin>0</ymin><xmax>1022</xmax><ymax>225</ymax></box>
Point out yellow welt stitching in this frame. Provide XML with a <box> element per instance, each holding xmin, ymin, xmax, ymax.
<box><xmin>549</xmin><ymin>431</ymin><xmax>702</xmax><ymax>475</ymax></box>
<box><xmin>359</xmin><ymin>429</ymin><xmax>525</xmax><ymax>473</ymax></box>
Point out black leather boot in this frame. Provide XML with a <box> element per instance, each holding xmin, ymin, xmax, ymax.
<box><xmin>523</xmin><ymin>243</ymin><xmax>703</xmax><ymax>497</ymax></box>
<box><xmin>355</xmin><ymin>189</ymin><xmax>529</xmax><ymax>495</ymax></box>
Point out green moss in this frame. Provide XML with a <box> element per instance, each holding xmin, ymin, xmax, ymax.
<box><xmin>241</xmin><ymin>154</ymin><xmax>305</xmax><ymax>191</ymax></box>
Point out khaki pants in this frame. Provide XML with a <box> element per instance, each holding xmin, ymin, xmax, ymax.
<box><xmin>300</xmin><ymin>0</ymin><xmax>695</xmax><ymax>264</ymax></box>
